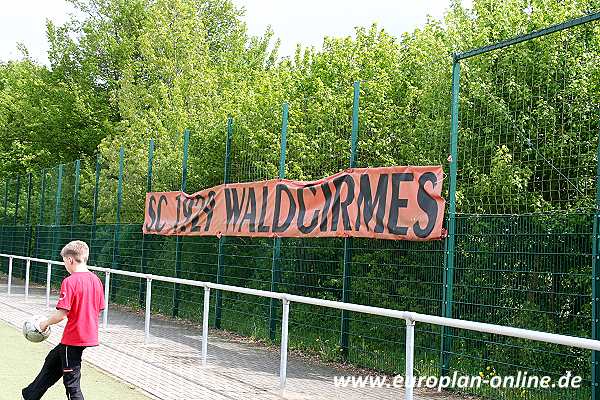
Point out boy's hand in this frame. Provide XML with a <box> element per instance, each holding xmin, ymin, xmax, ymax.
<box><xmin>38</xmin><ymin>320</ymin><xmax>49</xmax><ymax>333</ymax></box>
<box><xmin>32</xmin><ymin>316</ymin><xmax>49</xmax><ymax>333</ymax></box>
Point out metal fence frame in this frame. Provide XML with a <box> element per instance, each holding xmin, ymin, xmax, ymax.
<box><xmin>443</xmin><ymin>11</ymin><xmax>600</xmax><ymax>397</ymax></box>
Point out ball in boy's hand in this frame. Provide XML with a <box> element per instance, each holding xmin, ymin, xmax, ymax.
<box><xmin>23</xmin><ymin>315</ymin><xmax>51</xmax><ymax>343</ymax></box>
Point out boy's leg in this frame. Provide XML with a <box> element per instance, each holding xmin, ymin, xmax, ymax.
<box><xmin>22</xmin><ymin>344</ymin><xmax>64</xmax><ymax>400</ymax></box>
<box><xmin>60</xmin><ymin>345</ymin><xmax>86</xmax><ymax>400</ymax></box>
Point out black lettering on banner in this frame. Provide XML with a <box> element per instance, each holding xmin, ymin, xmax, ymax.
<box><xmin>258</xmin><ymin>186</ymin><xmax>270</xmax><ymax>232</ymax></box>
<box><xmin>319</xmin><ymin>182</ymin><xmax>333</xmax><ymax>232</ymax></box>
<box><xmin>355</xmin><ymin>174</ymin><xmax>388</xmax><ymax>232</ymax></box>
<box><xmin>331</xmin><ymin>174</ymin><xmax>355</xmax><ymax>231</ymax></box>
<box><xmin>273</xmin><ymin>184</ymin><xmax>296</xmax><ymax>233</ymax></box>
<box><xmin>146</xmin><ymin>168</ymin><xmax>441</xmax><ymax>239</ymax></box>
<box><xmin>224</xmin><ymin>187</ymin><xmax>246</xmax><ymax>231</ymax></box>
<box><xmin>155</xmin><ymin>195</ymin><xmax>168</xmax><ymax>232</ymax></box>
<box><xmin>239</xmin><ymin>188</ymin><xmax>257</xmax><ymax>232</ymax></box>
<box><xmin>413</xmin><ymin>172</ymin><xmax>439</xmax><ymax>238</ymax></box>
<box><xmin>296</xmin><ymin>186</ymin><xmax>319</xmax><ymax>234</ymax></box>
<box><xmin>174</xmin><ymin>194</ymin><xmax>182</xmax><ymax>231</ymax></box>
<box><xmin>146</xmin><ymin>195</ymin><xmax>157</xmax><ymax>231</ymax></box>
<box><xmin>388</xmin><ymin>173</ymin><xmax>413</xmax><ymax>235</ymax></box>
<box><xmin>180</xmin><ymin>197</ymin><xmax>195</xmax><ymax>232</ymax></box>
<box><xmin>203</xmin><ymin>191</ymin><xmax>216</xmax><ymax>231</ymax></box>
<box><xmin>190</xmin><ymin>195</ymin><xmax>206</xmax><ymax>232</ymax></box>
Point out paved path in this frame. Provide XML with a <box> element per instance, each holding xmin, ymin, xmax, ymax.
<box><xmin>0</xmin><ymin>277</ymin><xmax>452</xmax><ymax>400</ymax></box>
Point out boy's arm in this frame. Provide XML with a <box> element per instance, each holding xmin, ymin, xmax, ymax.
<box><xmin>39</xmin><ymin>309</ymin><xmax>68</xmax><ymax>332</ymax></box>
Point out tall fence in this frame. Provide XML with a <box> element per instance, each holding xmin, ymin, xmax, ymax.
<box><xmin>1</xmin><ymin>13</ymin><xmax>600</xmax><ymax>400</ymax></box>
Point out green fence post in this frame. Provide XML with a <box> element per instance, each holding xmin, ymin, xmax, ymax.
<box><xmin>215</xmin><ymin>118</ymin><xmax>233</xmax><ymax>329</ymax></box>
<box><xmin>14</xmin><ymin>174</ymin><xmax>21</xmax><ymax>224</ymax></box>
<box><xmin>51</xmin><ymin>165</ymin><xmax>64</xmax><ymax>261</ymax></box>
<box><xmin>91</xmin><ymin>154</ymin><xmax>101</xmax><ymax>265</ymax></box>
<box><xmin>441</xmin><ymin>56</ymin><xmax>461</xmax><ymax>376</ymax></box>
<box><xmin>25</xmin><ymin>173</ymin><xmax>33</xmax><ymax>270</ymax></box>
<box><xmin>25</xmin><ymin>173</ymin><xmax>32</xmax><ymax>226</ymax></box>
<box><xmin>35</xmin><ymin>170</ymin><xmax>46</xmax><ymax>259</ymax></box>
<box><xmin>139</xmin><ymin>139</ymin><xmax>154</xmax><ymax>308</ymax></box>
<box><xmin>111</xmin><ymin>147</ymin><xmax>124</xmax><ymax>302</ymax></box>
<box><xmin>592</xmin><ymin>115</ymin><xmax>600</xmax><ymax>400</ymax></box>
<box><xmin>1</xmin><ymin>180</ymin><xmax>7</xmax><ymax>256</ymax></box>
<box><xmin>269</xmin><ymin>102</ymin><xmax>289</xmax><ymax>341</ymax></box>
<box><xmin>173</xmin><ymin>129</ymin><xmax>189</xmax><ymax>317</ymax></box>
<box><xmin>340</xmin><ymin>81</ymin><xmax>360</xmax><ymax>360</ymax></box>
<box><xmin>72</xmin><ymin>160</ymin><xmax>81</xmax><ymax>228</ymax></box>
<box><xmin>3</xmin><ymin>180</ymin><xmax>8</xmax><ymax>224</ymax></box>
<box><xmin>13</xmin><ymin>175</ymin><xmax>20</xmax><ymax>264</ymax></box>
<box><xmin>594</xmin><ymin>217</ymin><xmax>600</xmax><ymax>399</ymax></box>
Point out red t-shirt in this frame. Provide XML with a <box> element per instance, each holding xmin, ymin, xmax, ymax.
<box><xmin>56</xmin><ymin>271</ymin><xmax>105</xmax><ymax>346</ymax></box>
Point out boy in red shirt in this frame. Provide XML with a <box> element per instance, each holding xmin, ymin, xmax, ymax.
<box><xmin>22</xmin><ymin>240</ymin><xmax>105</xmax><ymax>400</ymax></box>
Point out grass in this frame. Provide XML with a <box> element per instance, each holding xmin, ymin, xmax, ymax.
<box><xmin>0</xmin><ymin>320</ymin><xmax>151</xmax><ymax>400</ymax></box>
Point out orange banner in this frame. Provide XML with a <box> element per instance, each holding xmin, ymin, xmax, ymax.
<box><xmin>143</xmin><ymin>166</ymin><xmax>445</xmax><ymax>241</ymax></box>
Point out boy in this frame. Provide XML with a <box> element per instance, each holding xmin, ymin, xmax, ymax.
<box><xmin>22</xmin><ymin>240</ymin><xmax>105</xmax><ymax>400</ymax></box>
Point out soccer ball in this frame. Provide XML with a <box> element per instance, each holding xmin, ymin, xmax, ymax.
<box><xmin>22</xmin><ymin>315</ymin><xmax>51</xmax><ymax>343</ymax></box>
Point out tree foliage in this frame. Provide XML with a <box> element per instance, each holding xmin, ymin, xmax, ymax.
<box><xmin>1</xmin><ymin>0</ymin><xmax>599</xmax><ymax>215</ymax></box>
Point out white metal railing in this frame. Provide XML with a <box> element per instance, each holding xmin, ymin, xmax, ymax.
<box><xmin>1</xmin><ymin>253</ymin><xmax>600</xmax><ymax>399</ymax></box>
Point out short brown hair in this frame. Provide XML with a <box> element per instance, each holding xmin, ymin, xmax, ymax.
<box><xmin>60</xmin><ymin>240</ymin><xmax>89</xmax><ymax>263</ymax></box>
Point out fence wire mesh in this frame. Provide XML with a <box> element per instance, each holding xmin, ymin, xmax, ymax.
<box><xmin>444</xmin><ymin>17</ymin><xmax>600</xmax><ymax>400</ymax></box>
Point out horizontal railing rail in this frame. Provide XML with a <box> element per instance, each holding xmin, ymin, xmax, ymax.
<box><xmin>1</xmin><ymin>253</ymin><xmax>598</xmax><ymax>399</ymax></box>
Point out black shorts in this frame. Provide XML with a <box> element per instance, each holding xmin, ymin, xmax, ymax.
<box><xmin>59</xmin><ymin>343</ymin><xmax>85</xmax><ymax>372</ymax></box>
<box><xmin>22</xmin><ymin>344</ymin><xmax>87</xmax><ymax>400</ymax></box>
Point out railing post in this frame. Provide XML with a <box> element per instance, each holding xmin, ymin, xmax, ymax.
<box><xmin>202</xmin><ymin>286</ymin><xmax>210</xmax><ymax>366</ymax></box>
<box><xmin>111</xmin><ymin>147</ymin><xmax>124</xmax><ymax>302</ymax></box>
<box><xmin>215</xmin><ymin>117</ymin><xmax>233</xmax><ymax>329</ymax></box>
<box><xmin>340</xmin><ymin>81</ymin><xmax>360</xmax><ymax>360</ymax></box>
<box><xmin>103</xmin><ymin>271</ymin><xmax>111</xmax><ymax>329</ymax></box>
<box><xmin>270</xmin><ymin>103</ymin><xmax>288</xmax><ymax>340</ymax></box>
<box><xmin>7</xmin><ymin>256</ymin><xmax>13</xmax><ymax>295</ymax></box>
<box><xmin>441</xmin><ymin>55</ymin><xmax>461</xmax><ymax>376</ymax></box>
<box><xmin>279</xmin><ymin>298</ymin><xmax>290</xmax><ymax>393</ymax></box>
<box><xmin>144</xmin><ymin>277</ymin><xmax>152</xmax><ymax>344</ymax></box>
<box><xmin>46</xmin><ymin>262</ymin><xmax>52</xmax><ymax>309</ymax></box>
<box><xmin>24</xmin><ymin>258</ymin><xmax>30</xmax><ymax>301</ymax></box>
<box><xmin>173</xmin><ymin>130</ymin><xmax>189</xmax><ymax>317</ymax></box>
<box><xmin>405</xmin><ymin>319</ymin><xmax>415</xmax><ymax>400</ymax></box>
<box><xmin>139</xmin><ymin>139</ymin><xmax>154</xmax><ymax>308</ymax></box>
